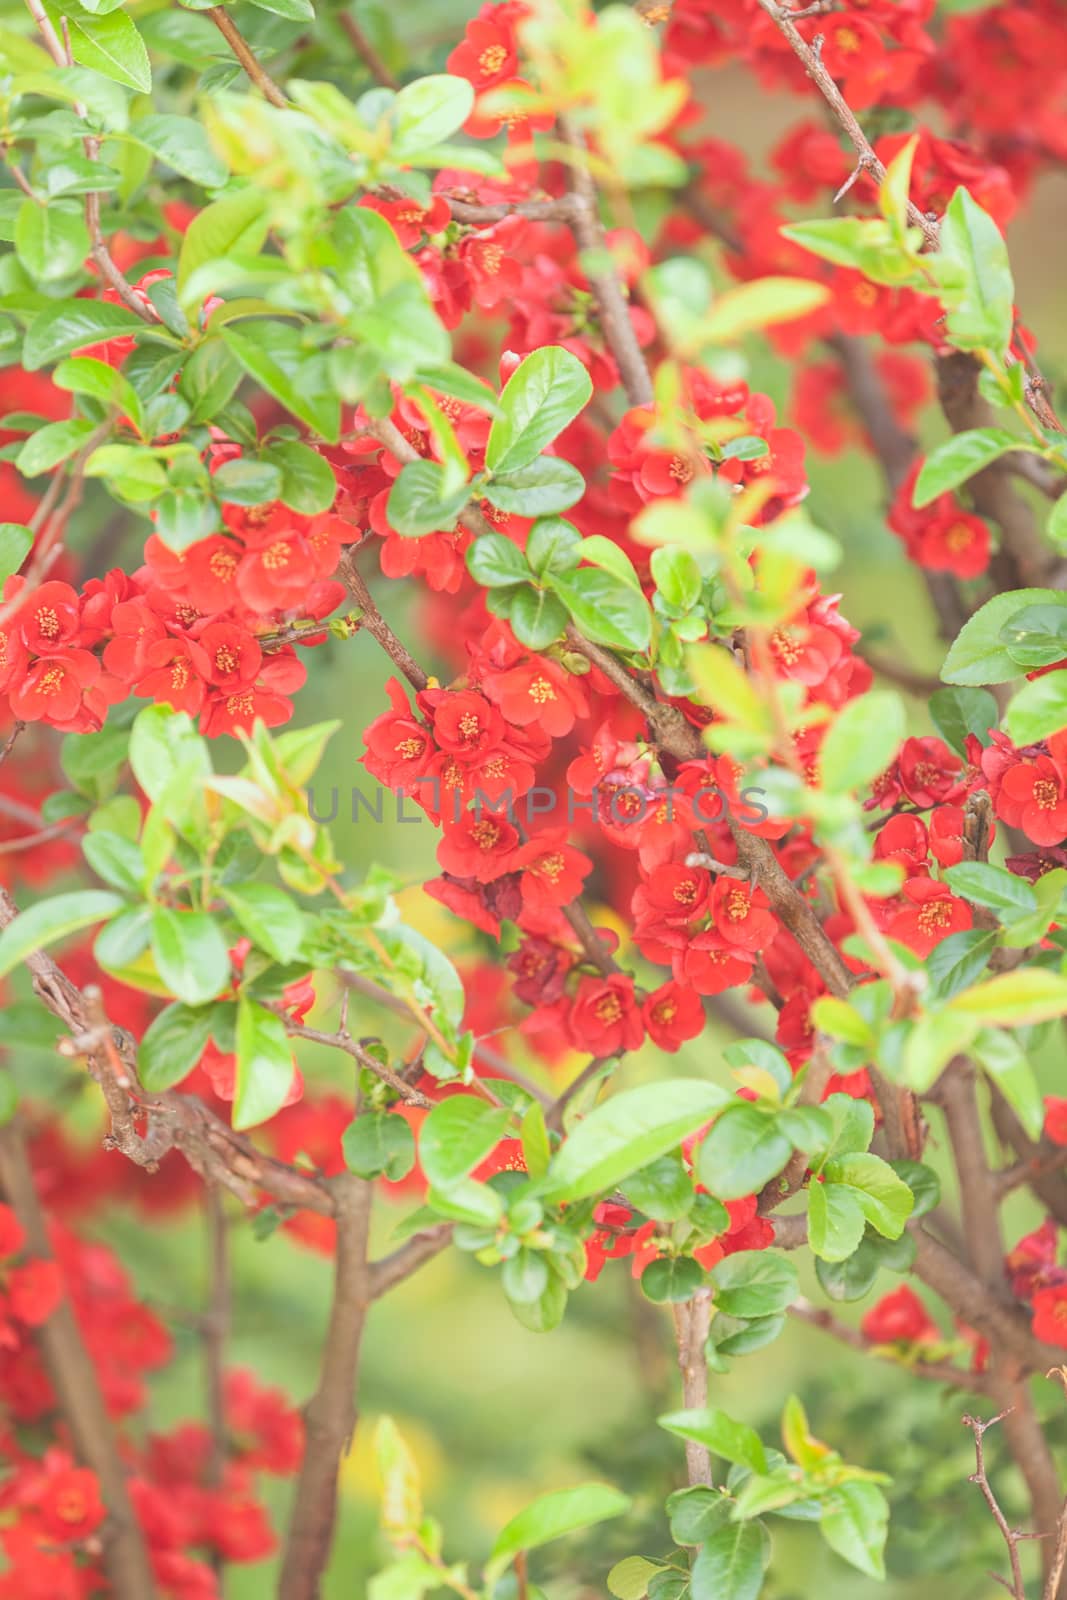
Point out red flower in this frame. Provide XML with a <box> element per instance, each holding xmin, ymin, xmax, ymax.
<box><xmin>447</xmin><ymin>17</ymin><xmax>519</xmax><ymax>90</ymax></box>
<box><xmin>710</xmin><ymin>879</ymin><xmax>777</xmax><ymax>951</ymax></box>
<box><xmin>482</xmin><ymin>654</ymin><xmax>588</xmax><ymax>738</ymax></box>
<box><xmin>568</xmin><ymin>974</ymin><xmax>644</xmax><ymax>1055</ymax></box>
<box><xmin>678</xmin><ymin>931</ymin><xmax>755</xmax><ymax>995</ymax></box>
<box><xmin>516</xmin><ymin>831</ymin><xmax>592</xmax><ymax>916</ymax></box>
<box><xmin>1033</xmin><ymin>1283</ymin><xmax>1067</xmax><ymax>1348</ymax></box>
<box><xmin>7</xmin><ymin>1259</ymin><xmax>64</xmax><ymax>1329</ymax></box>
<box><xmin>888</xmin><ymin>876</ymin><xmax>972</xmax><ymax>957</ymax></box>
<box><xmin>38</xmin><ymin>1462</ymin><xmax>107</xmax><ymax>1543</ymax></box>
<box><xmin>642</xmin><ymin>981</ymin><xmax>704</xmax><ymax>1052</ymax></box>
<box><xmin>1045</xmin><ymin>1098</ymin><xmax>1067</xmax><ymax>1148</ymax></box>
<box><xmin>897</xmin><ymin>736</ymin><xmax>964</xmax><ymax>808</ymax></box>
<box><xmin>436</xmin><ymin>809</ymin><xmax>521</xmax><ymax>882</ymax></box>
<box><xmin>861</xmin><ymin>1285</ymin><xmax>938</xmax><ymax>1344</ymax></box>
<box><xmin>917</xmin><ymin>510</ymin><xmax>990</xmax><ymax>579</ymax></box>
<box><xmin>996</xmin><ymin>755</ymin><xmax>1067</xmax><ymax>846</ymax></box>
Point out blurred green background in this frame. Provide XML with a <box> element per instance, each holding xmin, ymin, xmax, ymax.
<box><xmin>21</xmin><ymin>0</ymin><xmax>1067</xmax><ymax>1591</ymax></box>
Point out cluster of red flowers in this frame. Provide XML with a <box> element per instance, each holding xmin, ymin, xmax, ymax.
<box><xmin>0</xmin><ymin>1193</ymin><xmax>301</xmax><ymax>1598</ymax></box>
<box><xmin>888</xmin><ymin>463</ymin><xmax>991</xmax><ymax>581</ymax></box>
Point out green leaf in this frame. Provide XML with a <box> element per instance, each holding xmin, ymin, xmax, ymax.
<box><xmin>659</xmin><ymin>1408</ymin><xmax>768</xmax><ymax>1475</ymax></box>
<box><xmin>233</xmin><ymin>995</ymin><xmax>295</xmax><ymax>1130</ymax></box>
<box><xmin>526</xmin><ymin>516</ymin><xmax>582</xmax><ymax>577</ymax></box>
<box><xmin>507</xmin><ymin>585</ymin><xmax>568</xmax><ymax>650</ymax></box>
<box><xmin>139</xmin><ymin>1001</ymin><xmax>216</xmax><ymax>1091</ymax></box>
<box><xmin>936</xmin><ymin>186</ymin><xmax>1014</xmax><ymax>355</ymax></box>
<box><xmin>386</xmin><ymin>459</ymin><xmax>469</xmax><ymax>536</ymax></box>
<box><xmin>539</xmin><ymin>1080</ymin><xmax>729</xmax><ymax>1204</ymax></box>
<box><xmin>419</xmin><ymin>1095</ymin><xmax>512</xmax><ymax>1189</ymax></box>
<box><xmin>651</xmin><ymin>545</ymin><xmax>702</xmax><ymax>612</ymax></box>
<box><xmin>548</xmin><ymin>566</ymin><xmax>652</xmax><ymax>652</ymax></box>
<box><xmin>943</xmin><ymin>862</ymin><xmax>1037</xmax><ymax>919</ymax></box>
<box><xmin>486</xmin><ymin>347</ymin><xmax>593</xmax><ymax>476</ymax></box>
<box><xmin>608</xmin><ymin>1557</ymin><xmax>666</xmax><ymax>1600</ymax></box>
<box><xmin>466</xmin><ymin>532</ymin><xmax>531</xmax><ymax>588</ymax></box>
<box><xmin>901</xmin><ymin>1009</ymin><xmax>979</xmax><ymax>1092</ymax></box>
<box><xmin>342</xmin><ymin>1111</ymin><xmax>416</xmax><ymax>1180</ymax></box>
<box><xmin>22</xmin><ymin>299</ymin><xmax>148</xmax><ymax>371</ymax></box>
<box><xmin>178</xmin><ymin>188</ymin><xmax>270</xmax><ymax>298</ymax></box>
<box><xmin>698</xmin><ymin>276</ymin><xmax>829</xmax><ymax>343</ymax></box>
<box><xmin>940</xmin><ymin>588</ymin><xmax>1065</xmax><ymax>685</ymax></box>
<box><xmin>486</xmin><ymin>1484</ymin><xmax>631</xmax><ymax>1582</ymax></box>
<box><xmin>696</xmin><ymin>1104</ymin><xmax>791</xmax><ymax>1201</ymax></box>
<box><xmin>263</xmin><ymin>439</ymin><xmax>337</xmax><ymax>515</ymax></box>
<box><xmin>129</xmin><ymin>706</ymin><xmax>211</xmax><ymax>803</ymax></box>
<box><xmin>150</xmin><ymin>908</ymin><xmax>229</xmax><ymax>1006</ymax></box>
<box><xmin>221</xmin><ymin>321</ymin><xmax>340</xmax><ymax>442</ymax></box>
<box><xmin>689</xmin><ymin>1521</ymin><xmax>768</xmax><ymax>1600</ymax></box>
<box><xmin>213</xmin><ymin>457</ymin><xmax>284</xmax><ymax>506</ymax></box>
<box><xmin>815</xmin><ymin>1235</ymin><xmax>882</xmax><ymax>1303</ymax></box>
<box><xmin>971</xmin><ymin>1027</ymin><xmax>1044</xmax><ymax>1140</ymax></box>
<box><xmin>928</xmin><ymin>686</ymin><xmax>997</xmax><ymax>756</ymax></box>
<box><xmin>0</xmin><ymin>890</ymin><xmax>124</xmax><ymax>980</ymax></box>
<box><xmin>57</xmin><ymin>4</ymin><xmax>151</xmax><ymax>91</ymax></box>
<box><xmin>807</xmin><ymin>1180</ymin><xmax>866</xmax><ymax>1263</ymax></box>
<box><xmin>950</xmin><ymin>968</ymin><xmax>1067</xmax><ymax>1026</ymax></box>
<box><xmin>1047</xmin><ymin>494</ymin><xmax>1067</xmax><ymax>551</ymax></box>
<box><xmin>392</xmin><ymin>74</ymin><xmax>474</xmax><ymax>155</ymax></box>
<box><xmin>133</xmin><ymin>113</ymin><xmax>227</xmax><ymax>187</ymax></box>
<box><xmin>0</xmin><ymin>523</ymin><xmax>31</xmax><ymax>581</ymax></box>
<box><xmin>640</xmin><ymin>1254</ymin><xmax>705</xmax><ymax>1303</ymax></box>
<box><xmin>927</xmin><ymin>928</ymin><xmax>997</xmax><ymax>1001</ymax></box>
<box><xmin>999</xmin><ymin>603</ymin><xmax>1067</xmax><ymax>670</ymax></box>
<box><xmin>914</xmin><ymin>428</ymin><xmax>1020</xmax><ymax>506</ymax></box>
<box><xmin>15</xmin><ymin>418</ymin><xmax>94</xmax><ymax>478</ymax></box>
<box><xmin>1006</xmin><ymin>669</ymin><xmax>1067</xmax><ymax>744</ymax></box>
<box><xmin>15</xmin><ymin>198</ymin><xmax>90</xmax><ymax>283</ymax></box>
<box><xmin>821</xmin><ymin>1153</ymin><xmax>914</xmax><ymax>1239</ymax></box>
<box><xmin>82</xmin><ymin>830</ymin><xmax>144</xmax><ymax>894</ymax></box>
<box><xmin>820</xmin><ymin>1481</ymin><xmax>888</xmax><ymax>1580</ymax></box>
<box><xmin>482</xmin><ymin>454</ymin><xmax>586</xmax><ymax>516</ymax></box>
<box><xmin>222</xmin><ymin>883</ymin><xmax>307</xmax><ymax>965</ymax></box>
<box><xmin>622</xmin><ymin>1153</ymin><xmax>694</xmax><ymax>1222</ymax></box>
<box><xmin>710</xmin><ymin>1251</ymin><xmax>798</xmax><ymax>1318</ymax></box>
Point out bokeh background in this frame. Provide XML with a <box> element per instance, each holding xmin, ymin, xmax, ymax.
<box><xmin>7</xmin><ymin>0</ymin><xmax>1067</xmax><ymax>1592</ymax></box>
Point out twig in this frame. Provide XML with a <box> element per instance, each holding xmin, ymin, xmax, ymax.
<box><xmin>963</xmin><ymin>1411</ymin><xmax>1027</xmax><ymax>1600</ymax></box>
<box><xmin>557</xmin><ymin>116</ymin><xmax>653</xmax><ymax>407</ymax></box>
<box><xmin>754</xmin><ymin>0</ymin><xmax>939</xmax><ymax>249</ymax></box>
<box><xmin>207</xmin><ymin>6</ymin><xmax>288</xmax><ymax>107</ymax></box>
<box><xmin>671</xmin><ymin>1289</ymin><xmax>714</xmax><ymax>1485</ymax></box>
<box><xmin>337</xmin><ymin>10</ymin><xmax>399</xmax><ymax>89</ymax></box>
<box><xmin>336</xmin><ymin>549</ymin><xmax>429</xmax><ymax>692</ymax></box>
<box><xmin>277</xmin><ymin>1174</ymin><xmax>373</xmax><ymax>1600</ymax></box>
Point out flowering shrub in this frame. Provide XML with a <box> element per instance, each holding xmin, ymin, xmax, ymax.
<box><xmin>2</xmin><ymin>0</ymin><xmax>1067</xmax><ymax>1596</ymax></box>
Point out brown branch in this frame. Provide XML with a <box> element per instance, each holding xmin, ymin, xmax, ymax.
<box><xmin>0</xmin><ymin>884</ymin><xmax>337</xmax><ymax>1216</ymax></box>
<box><xmin>754</xmin><ymin>0</ymin><xmax>939</xmax><ymax>249</ymax></box>
<box><xmin>337</xmin><ymin>10</ymin><xmax>399</xmax><ymax>89</ymax></box>
<box><xmin>557</xmin><ymin>116</ymin><xmax>653</xmax><ymax>407</ymax></box>
<box><xmin>0</xmin><ymin>1119</ymin><xmax>158</xmax><ymax>1599</ymax></box>
<box><xmin>336</xmin><ymin>548</ymin><xmax>429</xmax><ymax>692</ymax></box>
<box><xmin>276</xmin><ymin>1011</ymin><xmax>434</xmax><ymax>1108</ymax></box>
<box><xmin>277</xmin><ymin>1173</ymin><xmax>373</xmax><ymax>1600</ymax></box>
<box><xmin>207</xmin><ymin>6</ymin><xmax>288</xmax><ymax>107</ymax></box>
<box><xmin>369</xmin><ymin>1224</ymin><xmax>454</xmax><ymax>1298</ymax></box>
<box><xmin>671</xmin><ymin>1289</ymin><xmax>713</xmax><ymax>1486</ymax></box>
<box><xmin>963</xmin><ymin>1411</ymin><xmax>1028</xmax><ymax>1600</ymax></box>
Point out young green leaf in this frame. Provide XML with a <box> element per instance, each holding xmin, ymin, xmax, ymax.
<box><xmin>539</xmin><ymin>1080</ymin><xmax>729</xmax><ymax>1203</ymax></box>
<box><xmin>486</xmin><ymin>347</ymin><xmax>593</xmax><ymax>476</ymax></box>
